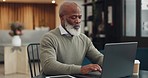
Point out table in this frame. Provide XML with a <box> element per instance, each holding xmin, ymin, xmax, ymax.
<box><xmin>4</xmin><ymin>45</ymin><xmax>29</xmax><ymax>75</ymax></box>
<box><xmin>34</xmin><ymin>70</ymin><xmax>148</xmax><ymax>78</ymax></box>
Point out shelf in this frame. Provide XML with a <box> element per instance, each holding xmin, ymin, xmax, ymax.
<box><xmin>82</xmin><ymin>0</ymin><xmax>103</xmax><ymax>6</ymax></box>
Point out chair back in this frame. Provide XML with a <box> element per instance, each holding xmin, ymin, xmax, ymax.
<box><xmin>136</xmin><ymin>48</ymin><xmax>148</xmax><ymax>70</ymax></box>
<box><xmin>27</xmin><ymin>43</ymin><xmax>41</xmax><ymax>78</ymax></box>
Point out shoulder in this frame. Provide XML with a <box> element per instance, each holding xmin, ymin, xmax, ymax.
<box><xmin>75</xmin><ymin>33</ymin><xmax>92</xmax><ymax>44</ymax></box>
<box><xmin>41</xmin><ymin>28</ymin><xmax>60</xmax><ymax>44</ymax></box>
<box><xmin>79</xmin><ymin>33</ymin><xmax>91</xmax><ymax>41</ymax></box>
<box><xmin>44</xmin><ymin>28</ymin><xmax>60</xmax><ymax>38</ymax></box>
<box><xmin>79</xmin><ymin>33</ymin><xmax>88</xmax><ymax>37</ymax></box>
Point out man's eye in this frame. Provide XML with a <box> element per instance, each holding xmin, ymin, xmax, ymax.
<box><xmin>71</xmin><ymin>16</ymin><xmax>77</xmax><ymax>19</ymax></box>
<box><xmin>70</xmin><ymin>16</ymin><xmax>82</xmax><ymax>19</ymax></box>
<box><xmin>78</xmin><ymin>16</ymin><xmax>82</xmax><ymax>19</ymax></box>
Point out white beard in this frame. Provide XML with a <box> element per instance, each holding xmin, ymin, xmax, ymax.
<box><xmin>65</xmin><ymin>21</ymin><xmax>81</xmax><ymax>36</ymax></box>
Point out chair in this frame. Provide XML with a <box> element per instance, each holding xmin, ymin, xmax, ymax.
<box><xmin>136</xmin><ymin>48</ymin><xmax>148</xmax><ymax>70</ymax></box>
<box><xmin>27</xmin><ymin>43</ymin><xmax>41</xmax><ymax>78</ymax></box>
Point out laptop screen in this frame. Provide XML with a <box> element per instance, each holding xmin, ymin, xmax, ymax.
<box><xmin>101</xmin><ymin>42</ymin><xmax>138</xmax><ymax>78</ymax></box>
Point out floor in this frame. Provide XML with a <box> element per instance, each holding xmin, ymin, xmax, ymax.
<box><xmin>0</xmin><ymin>64</ymin><xmax>30</xmax><ymax>78</ymax></box>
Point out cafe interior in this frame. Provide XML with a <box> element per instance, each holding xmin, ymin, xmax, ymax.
<box><xmin>0</xmin><ymin>0</ymin><xmax>148</xmax><ymax>78</ymax></box>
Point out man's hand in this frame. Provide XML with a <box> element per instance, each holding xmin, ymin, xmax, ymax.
<box><xmin>80</xmin><ymin>64</ymin><xmax>102</xmax><ymax>74</ymax></box>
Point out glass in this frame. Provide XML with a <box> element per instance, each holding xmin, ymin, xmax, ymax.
<box><xmin>123</xmin><ymin>0</ymin><xmax>136</xmax><ymax>37</ymax></box>
<box><xmin>141</xmin><ymin>0</ymin><xmax>148</xmax><ymax>37</ymax></box>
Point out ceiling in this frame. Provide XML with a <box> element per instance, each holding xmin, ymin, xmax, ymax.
<box><xmin>0</xmin><ymin>0</ymin><xmax>54</xmax><ymax>3</ymax></box>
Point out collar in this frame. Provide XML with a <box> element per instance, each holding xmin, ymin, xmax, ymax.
<box><xmin>59</xmin><ymin>25</ymin><xmax>70</xmax><ymax>36</ymax></box>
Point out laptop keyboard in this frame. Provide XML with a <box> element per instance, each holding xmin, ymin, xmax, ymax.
<box><xmin>73</xmin><ymin>71</ymin><xmax>101</xmax><ymax>78</ymax></box>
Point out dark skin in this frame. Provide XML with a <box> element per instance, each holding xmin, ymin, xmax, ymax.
<box><xmin>59</xmin><ymin>2</ymin><xmax>102</xmax><ymax>74</ymax></box>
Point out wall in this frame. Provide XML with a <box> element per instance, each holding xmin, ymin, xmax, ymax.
<box><xmin>55</xmin><ymin>0</ymin><xmax>64</xmax><ymax>27</ymax></box>
<box><xmin>0</xmin><ymin>0</ymin><xmax>84</xmax><ymax>30</ymax></box>
<box><xmin>0</xmin><ymin>0</ymin><xmax>52</xmax><ymax>3</ymax></box>
<box><xmin>0</xmin><ymin>29</ymin><xmax>48</xmax><ymax>62</ymax></box>
<box><xmin>0</xmin><ymin>3</ymin><xmax>56</xmax><ymax>30</ymax></box>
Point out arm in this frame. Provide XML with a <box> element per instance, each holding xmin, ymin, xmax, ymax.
<box><xmin>40</xmin><ymin>34</ymin><xmax>81</xmax><ymax>75</ymax></box>
<box><xmin>85</xmin><ymin>37</ymin><xmax>104</xmax><ymax>66</ymax></box>
<box><xmin>79</xmin><ymin>34</ymin><xmax>104</xmax><ymax>74</ymax></box>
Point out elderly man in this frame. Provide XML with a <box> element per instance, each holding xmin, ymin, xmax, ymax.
<box><xmin>40</xmin><ymin>1</ymin><xmax>104</xmax><ymax>75</ymax></box>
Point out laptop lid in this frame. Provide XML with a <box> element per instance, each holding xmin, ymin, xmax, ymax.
<box><xmin>101</xmin><ymin>42</ymin><xmax>138</xmax><ymax>78</ymax></box>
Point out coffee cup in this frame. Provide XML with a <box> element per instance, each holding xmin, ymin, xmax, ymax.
<box><xmin>133</xmin><ymin>60</ymin><xmax>140</xmax><ymax>75</ymax></box>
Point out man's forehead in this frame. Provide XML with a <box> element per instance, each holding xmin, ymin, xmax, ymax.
<box><xmin>59</xmin><ymin>2</ymin><xmax>82</xmax><ymax>17</ymax></box>
<box><xmin>70</xmin><ymin>14</ymin><xmax>82</xmax><ymax>16</ymax></box>
<box><xmin>66</xmin><ymin>13</ymin><xmax>82</xmax><ymax>17</ymax></box>
<box><xmin>64</xmin><ymin>3</ymin><xmax>81</xmax><ymax>13</ymax></box>
<box><xmin>67</xmin><ymin>7</ymin><xmax>81</xmax><ymax>14</ymax></box>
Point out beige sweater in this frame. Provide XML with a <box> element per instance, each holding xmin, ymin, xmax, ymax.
<box><xmin>40</xmin><ymin>28</ymin><xmax>104</xmax><ymax>75</ymax></box>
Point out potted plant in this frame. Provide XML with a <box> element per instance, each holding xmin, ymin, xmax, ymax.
<box><xmin>9</xmin><ymin>22</ymin><xmax>23</xmax><ymax>36</ymax></box>
<box><xmin>9</xmin><ymin>22</ymin><xmax>24</xmax><ymax>46</ymax></box>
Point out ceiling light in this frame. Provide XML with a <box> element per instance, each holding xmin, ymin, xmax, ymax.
<box><xmin>52</xmin><ymin>0</ymin><xmax>55</xmax><ymax>3</ymax></box>
<box><xmin>3</xmin><ymin>0</ymin><xmax>6</xmax><ymax>1</ymax></box>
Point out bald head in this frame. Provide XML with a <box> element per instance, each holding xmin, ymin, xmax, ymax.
<box><xmin>59</xmin><ymin>2</ymin><xmax>81</xmax><ymax>17</ymax></box>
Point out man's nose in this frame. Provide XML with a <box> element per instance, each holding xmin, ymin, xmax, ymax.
<box><xmin>75</xmin><ymin>18</ymin><xmax>81</xmax><ymax>24</ymax></box>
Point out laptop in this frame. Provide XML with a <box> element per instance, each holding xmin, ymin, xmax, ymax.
<box><xmin>87</xmin><ymin>42</ymin><xmax>138</xmax><ymax>78</ymax></box>
<box><xmin>46</xmin><ymin>75</ymin><xmax>76</xmax><ymax>78</ymax></box>
<box><xmin>46</xmin><ymin>42</ymin><xmax>138</xmax><ymax>78</ymax></box>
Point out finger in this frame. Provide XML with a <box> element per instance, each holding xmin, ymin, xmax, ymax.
<box><xmin>81</xmin><ymin>66</ymin><xmax>92</xmax><ymax>74</ymax></box>
<box><xmin>98</xmin><ymin>67</ymin><xmax>102</xmax><ymax>72</ymax></box>
<box><xmin>89</xmin><ymin>64</ymin><xmax>102</xmax><ymax>72</ymax></box>
<box><xmin>90</xmin><ymin>66</ymin><xmax>99</xmax><ymax>71</ymax></box>
<box><xmin>95</xmin><ymin>65</ymin><xmax>102</xmax><ymax>72</ymax></box>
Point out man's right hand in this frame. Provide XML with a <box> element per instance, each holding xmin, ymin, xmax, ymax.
<box><xmin>80</xmin><ymin>64</ymin><xmax>102</xmax><ymax>74</ymax></box>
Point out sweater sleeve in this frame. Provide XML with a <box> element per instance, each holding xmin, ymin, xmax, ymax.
<box><xmin>85</xmin><ymin>37</ymin><xmax>104</xmax><ymax>66</ymax></box>
<box><xmin>40</xmin><ymin>33</ymin><xmax>81</xmax><ymax>75</ymax></box>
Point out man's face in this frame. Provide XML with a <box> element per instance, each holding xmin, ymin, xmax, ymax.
<box><xmin>63</xmin><ymin>12</ymin><xmax>82</xmax><ymax>36</ymax></box>
<box><xmin>65</xmin><ymin>14</ymin><xmax>82</xmax><ymax>27</ymax></box>
<box><xmin>64</xmin><ymin>14</ymin><xmax>82</xmax><ymax>36</ymax></box>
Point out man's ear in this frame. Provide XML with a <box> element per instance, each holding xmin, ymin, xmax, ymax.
<box><xmin>60</xmin><ymin>15</ymin><xmax>64</xmax><ymax>20</ymax></box>
<box><xmin>61</xmin><ymin>15</ymin><xmax>66</xmax><ymax>22</ymax></box>
<box><xmin>60</xmin><ymin>16</ymin><xmax>65</xmax><ymax>25</ymax></box>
